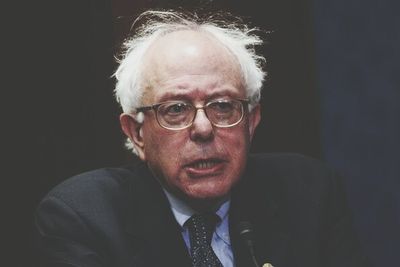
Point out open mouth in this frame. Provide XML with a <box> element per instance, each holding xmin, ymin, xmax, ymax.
<box><xmin>184</xmin><ymin>158</ymin><xmax>225</xmax><ymax>176</ymax></box>
<box><xmin>190</xmin><ymin>160</ymin><xmax>220</xmax><ymax>169</ymax></box>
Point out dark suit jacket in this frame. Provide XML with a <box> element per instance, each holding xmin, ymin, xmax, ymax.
<box><xmin>35</xmin><ymin>153</ymin><xmax>371</xmax><ymax>267</ymax></box>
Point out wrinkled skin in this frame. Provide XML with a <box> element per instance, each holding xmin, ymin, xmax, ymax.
<box><xmin>120</xmin><ymin>30</ymin><xmax>260</xmax><ymax>210</ymax></box>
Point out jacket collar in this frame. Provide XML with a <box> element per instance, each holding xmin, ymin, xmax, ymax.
<box><xmin>123</xmin><ymin>157</ymin><xmax>290</xmax><ymax>267</ymax></box>
<box><xmin>229</xmin><ymin>165</ymin><xmax>291</xmax><ymax>267</ymax></box>
<box><xmin>124</xmin><ymin>160</ymin><xmax>192</xmax><ymax>266</ymax></box>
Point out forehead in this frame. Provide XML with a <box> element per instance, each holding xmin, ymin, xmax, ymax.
<box><xmin>141</xmin><ymin>30</ymin><xmax>245</xmax><ymax>103</ymax></box>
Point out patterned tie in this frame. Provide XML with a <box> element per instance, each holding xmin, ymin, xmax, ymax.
<box><xmin>185</xmin><ymin>213</ymin><xmax>223</xmax><ymax>267</ymax></box>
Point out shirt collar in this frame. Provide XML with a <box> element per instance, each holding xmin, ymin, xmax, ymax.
<box><xmin>163</xmin><ymin>189</ymin><xmax>230</xmax><ymax>233</ymax></box>
<box><xmin>214</xmin><ymin>200</ymin><xmax>231</xmax><ymax>244</ymax></box>
<box><xmin>163</xmin><ymin>189</ymin><xmax>195</xmax><ymax>227</ymax></box>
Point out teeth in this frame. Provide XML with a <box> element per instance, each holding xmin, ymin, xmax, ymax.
<box><xmin>193</xmin><ymin>161</ymin><xmax>217</xmax><ymax>169</ymax></box>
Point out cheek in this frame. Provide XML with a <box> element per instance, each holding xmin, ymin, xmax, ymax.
<box><xmin>143</xmin><ymin>123</ymin><xmax>179</xmax><ymax>152</ymax></box>
<box><xmin>143</xmin><ymin>126</ymin><xmax>185</xmax><ymax>173</ymax></box>
<box><xmin>217</xmin><ymin>125</ymin><xmax>251</xmax><ymax>154</ymax></box>
<box><xmin>216</xmin><ymin>127</ymin><xmax>251</xmax><ymax>174</ymax></box>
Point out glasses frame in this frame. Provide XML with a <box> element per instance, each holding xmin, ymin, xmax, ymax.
<box><xmin>136</xmin><ymin>98</ymin><xmax>249</xmax><ymax>130</ymax></box>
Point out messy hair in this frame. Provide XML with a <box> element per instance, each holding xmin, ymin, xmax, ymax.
<box><xmin>113</xmin><ymin>10</ymin><xmax>266</xmax><ymax>154</ymax></box>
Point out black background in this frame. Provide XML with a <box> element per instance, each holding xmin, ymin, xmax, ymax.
<box><xmin>5</xmin><ymin>0</ymin><xmax>398</xmax><ymax>266</ymax></box>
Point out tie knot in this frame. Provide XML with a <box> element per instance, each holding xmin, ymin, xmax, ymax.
<box><xmin>185</xmin><ymin>213</ymin><xmax>220</xmax><ymax>244</ymax></box>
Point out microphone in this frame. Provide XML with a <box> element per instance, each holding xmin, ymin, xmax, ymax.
<box><xmin>237</xmin><ymin>221</ymin><xmax>260</xmax><ymax>267</ymax></box>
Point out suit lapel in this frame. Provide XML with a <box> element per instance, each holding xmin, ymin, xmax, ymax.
<box><xmin>122</xmin><ymin>157</ymin><xmax>292</xmax><ymax>267</ymax></box>
<box><xmin>124</xmin><ymin>161</ymin><xmax>192</xmax><ymax>267</ymax></box>
<box><xmin>230</xmin><ymin>168</ymin><xmax>291</xmax><ymax>267</ymax></box>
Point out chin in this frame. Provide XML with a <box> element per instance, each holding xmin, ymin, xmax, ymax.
<box><xmin>185</xmin><ymin>184</ymin><xmax>231</xmax><ymax>201</ymax></box>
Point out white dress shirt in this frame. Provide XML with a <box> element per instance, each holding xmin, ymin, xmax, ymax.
<box><xmin>163</xmin><ymin>190</ymin><xmax>234</xmax><ymax>267</ymax></box>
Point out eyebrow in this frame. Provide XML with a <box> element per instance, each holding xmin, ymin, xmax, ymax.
<box><xmin>157</xmin><ymin>89</ymin><xmax>242</xmax><ymax>103</ymax></box>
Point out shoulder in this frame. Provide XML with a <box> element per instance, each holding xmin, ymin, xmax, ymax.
<box><xmin>244</xmin><ymin>153</ymin><xmax>342</xmax><ymax>203</ymax></box>
<box><xmin>34</xmin><ymin>162</ymin><xmax>153</xmax><ymax>266</ymax></box>
<box><xmin>37</xmin><ymin>159</ymin><xmax>152</xmax><ymax>218</ymax></box>
<box><xmin>45</xmin><ymin>167</ymin><xmax>133</xmax><ymax>205</ymax></box>
<box><xmin>247</xmin><ymin>153</ymin><xmax>329</xmax><ymax>173</ymax></box>
<box><xmin>247</xmin><ymin>153</ymin><xmax>335</xmax><ymax>179</ymax></box>
<box><xmin>242</xmin><ymin>153</ymin><xmax>350</xmax><ymax>228</ymax></box>
<box><xmin>34</xmin><ymin>161</ymin><xmax>154</xmax><ymax>247</ymax></box>
<box><xmin>35</xmin><ymin>167</ymin><xmax>133</xmax><ymax>230</ymax></box>
<box><xmin>239</xmin><ymin>157</ymin><xmax>369</xmax><ymax>266</ymax></box>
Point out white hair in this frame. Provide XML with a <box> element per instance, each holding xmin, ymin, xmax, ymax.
<box><xmin>114</xmin><ymin>10</ymin><xmax>266</xmax><ymax>154</ymax></box>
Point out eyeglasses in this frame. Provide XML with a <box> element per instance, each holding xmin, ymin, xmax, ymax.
<box><xmin>136</xmin><ymin>99</ymin><xmax>248</xmax><ymax>130</ymax></box>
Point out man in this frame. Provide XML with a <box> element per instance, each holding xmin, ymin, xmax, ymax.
<box><xmin>35</xmin><ymin>10</ymin><xmax>370</xmax><ymax>267</ymax></box>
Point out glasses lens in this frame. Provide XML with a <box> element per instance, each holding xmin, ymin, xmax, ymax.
<box><xmin>206</xmin><ymin>100</ymin><xmax>243</xmax><ymax>126</ymax></box>
<box><xmin>157</xmin><ymin>102</ymin><xmax>194</xmax><ymax>128</ymax></box>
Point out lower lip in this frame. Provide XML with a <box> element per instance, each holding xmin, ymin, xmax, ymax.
<box><xmin>184</xmin><ymin>162</ymin><xmax>225</xmax><ymax>178</ymax></box>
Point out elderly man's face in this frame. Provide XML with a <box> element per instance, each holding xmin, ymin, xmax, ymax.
<box><xmin>121</xmin><ymin>30</ymin><xmax>260</xmax><ymax>207</ymax></box>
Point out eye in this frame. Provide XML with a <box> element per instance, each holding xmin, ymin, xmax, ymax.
<box><xmin>166</xmin><ymin>103</ymin><xmax>188</xmax><ymax>114</ymax></box>
<box><xmin>159</xmin><ymin>102</ymin><xmax>192</xmax><ymax>116</ymax></box>
<box><xmin>209</xmin><ymin>100</ymin><xmax>235</xmax><ymax>113</ymax></box>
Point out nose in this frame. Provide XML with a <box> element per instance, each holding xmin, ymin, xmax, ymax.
<box><xmin>189</xmin><ymin>108</ymin><xmax>214</xmax><ymax>141</ymax></box>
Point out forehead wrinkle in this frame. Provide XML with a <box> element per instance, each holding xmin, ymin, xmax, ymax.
<box><xmin>143</xmin><ymin>30</ymin><xmax>242</xmax><ymax>78</ymax></box>
<box><xmin>140</xmin><ymin>30</ymin><xmax>244</xmax><ymax>105</ymax></box>
<box><xmin>156</xmin><ymin>87</ymin><xmax>243</xmax><ymax>102</ymax></box>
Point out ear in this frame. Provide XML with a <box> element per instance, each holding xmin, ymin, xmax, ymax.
<box><xmin>247</xmin><ymin>104</ymin><xmax>261</xmax><ymax>141</ymax></box>
<box><xmin>120</xmin><ymin>113</ymin><xmax>146</xmax><ymax>161</ymax></box>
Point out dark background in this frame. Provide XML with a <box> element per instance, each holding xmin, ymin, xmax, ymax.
<box><xmin>7</xmin><ymin>0</ymin><xmax>398</xmax><ymax>266</ymax></box>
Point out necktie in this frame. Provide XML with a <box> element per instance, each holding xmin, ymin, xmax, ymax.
<box><xmin>185</xmin><ymin>213</ymin><xmax>223</xmax><ymax>267</ymax></box>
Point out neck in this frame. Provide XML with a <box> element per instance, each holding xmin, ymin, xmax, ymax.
<box><xmin>182</xmin><ymin>194</ymin><xmax>229</xmax><ymax>214</ymax></box>
<box><xmin>163</xmin><ymin>187</ymin><xmax>229</xmax><ymax>214</ymax></box>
